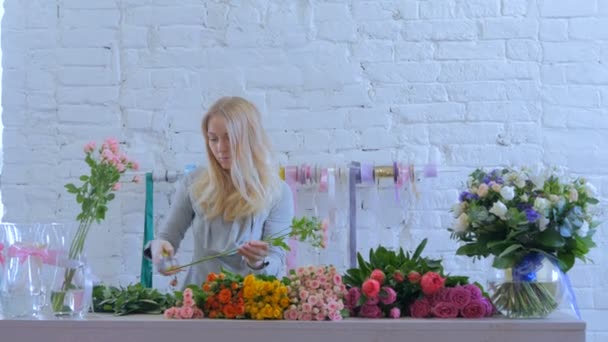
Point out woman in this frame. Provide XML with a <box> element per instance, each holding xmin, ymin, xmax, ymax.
<box><xmin>148</xmin><ymin>96</ymin><xmax>294</xmax><ymax>286</ymax></box>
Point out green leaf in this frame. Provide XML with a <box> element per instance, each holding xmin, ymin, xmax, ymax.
<box><xmin>497</xmin><ymin>244</ymin><xmax>523</xmax><ymax>260</ymax></box>
<box><xmin>537</xmin><ymin>228</ymin><xmax>566</xmax><ymax>248</ymax></box>
<box><xmin>492</xmin><ymin>253</ymin><xmax>519</xmax><ymax>269</ymax></box>
<box><xmin>412</xmin><ymin>239</ymin><xmax>427</xmax><ymax>261</ymax></box>
<box><xmin>80</xmin><ymin>175</ymin><xmax>89</xmax><ymax>181</ymax></box>
<box><xmin>65</xmin><ymin>183</ymin><xmax>79</xmax><ymax>194</ymax></box>
<box><xmin>455</xmin><ymin>243</ymin><xmax>483</xmax><ymax>257</ymax></box>
<box><xmin>586</xmin><ymin>197</ymin><xmax>599</xmax><ymax>205</ymax></box>
<box><xmin>557</xmin><ymin>251</ymin><xmax>575</xmax><ymax>272</ymax></box>
<box><xmin>106</xmin><ymin>193</ymin><xmax>115</xmax><ymax>201</ymax></box>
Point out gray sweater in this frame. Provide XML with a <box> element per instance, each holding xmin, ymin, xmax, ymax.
<box><xmin>157</xmin><ymin>168</ymin><xmax>294</xmax><ymax>287</ymax></box>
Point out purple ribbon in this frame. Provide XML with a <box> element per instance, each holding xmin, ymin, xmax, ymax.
<box><xmin>360</xmin><ymin>164</ymin><xmax>374</xmax><ymax>185</ymax></box>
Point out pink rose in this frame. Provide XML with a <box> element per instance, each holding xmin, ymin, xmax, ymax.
<box><xmin>333</xmin><ymin>274</ymin><xmax>342</xmax><ymax>285</ymax></box>
<box><xmin>448</xmin><ymin>286</ymin><xmax>471</xmax><ymax>309</ymax></box>
<box><xmin>180</xmin><ymin>306</ymin><xmax>194</xmax><ymax>319</ymax></box>
<box><xmin>183</xmin><ymin>298</ymin><xmax>194</xmax><ymax>308</ymax></box>
<box><xmin>463</xmin><ymin>284</ymin><xmax>482</xmax><ymax>299</ymax></box>
<box><xmin>432</xmin><ymin>302</ymin><xmax>458</xmax><ymax>318</ymax></box>
<box><xmin>193</xmin><ymin>308</ymin><xmax>204</xmax><ymax>319</ymax></box>
<box><xmin>299</xmin><ymin>312</ymin><xmax>313</xmax><ymax>321</ymax></box>
<box><xmin>362</xmin><ymin>279</ymin><xmax>381</xmax><ymax>298</ymax></box>
<box><xmin>284</xmin><ymin>309</ymin><xmax>298</xmax><ymax>320</ymax></box>
<box><xmin>420</xmin><ymin>272</ymin><xmax>445</xmax><ymax>296</ymax></box>
<box><xmin>370</xmin><ymin>269</ymin><xmax>386</xmax><ymax>284</ymax></box>
<box><xmin>315</xmin><ymin>313</ymin><xmax>326</xmax><ymax>321</ymax></box>
<box><xmin>481</xmin><ymin>297</ymin><xmax>495</xmax><ymax>317</ymax></box>
<box><xmin>359</xmin><ymin>304</ymin><xmax>383</xmax><ymax>318</ymax></box>
<box><xmin>408</xmin><ymin>271</ymin><xmax>421</xmax><ymax>284</ymax></box>
<box><xmin>461</xmin><ymin>300</ymin><xmax>486</xmax><ymax>318</ymax></box>
<box><xmin>379</xmin><ymin>286</ymin><xmax>397</xmax><ymax>305</ymax></box>
<box><xmin>389</xmin><ymin>307</ymin><xmax>401</xmax><ymax>319</ymax></box>
<box><xmin>346</xmin><ymin>287</ymin><xmax>361</xmax><ymax>309</ymax></box>
<box><xmin>163</xmin><ymin>307</ymin><xmax>177</xmax><ymax>319</ymax></box>
<box><xmin>299</xmin><ymin>289</ymin><xmax>310</xmax><ymax>300</ymax></box>
<box><xmin>366</xmin><ymin>296</ymin><xmax>379</xmax><ymax>305</ymax></box>
<box><xmin>393</xmin><ymin>271</ymin><xmax>405</xmax><ymax>283</ymax></box>
<box><xmin>429</xmin><ymin>287</ymin><xmax>450</xmax><ymax>306</ymax></box>
<box><xmin>329</xmin><ymin>310</ymin><xmax>343</xmax><ymax>321</ymax></box>
<box><xmin>410</xmin><ymin>298</ymin><xmax>431</xmax><ymax>318</ymax></box>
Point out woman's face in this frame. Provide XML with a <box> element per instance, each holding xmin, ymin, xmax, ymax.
<box><xmin>207</xmin><ymin>115</ymin><xmax>231</xmax><ymax>170</ymax></box>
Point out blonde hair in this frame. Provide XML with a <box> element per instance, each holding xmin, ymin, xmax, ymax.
<box><xmin>193</xmin><ymin>96</ymin><xmax>281</xmax><ymax>222</ymax></box>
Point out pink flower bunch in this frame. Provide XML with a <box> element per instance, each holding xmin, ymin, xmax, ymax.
<box><xmin>86</xmin><ymin>138</ymin><xmax>140</xmax><ymax>186</ymax></box>
<box><xmin>410</xmin><ymin>284</ymin><xmax>494</xmax><ymax>319</ymax></box>
<box><xmin>345</xmin><ymin>269</ymin><xmax>401</xmax><ymax>319</ymax></box>
<box><xmin>283</xmin><ymin>265</ymin><xmax>347</xmax><ymax>321</ymax></box>
<box><xmin>164</xmin><ymin>288</ymin><xmax>204</xmax><ymax>319</ymax></box>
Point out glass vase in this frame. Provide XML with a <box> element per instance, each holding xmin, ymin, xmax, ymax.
<box><xmin>488</xmin><ymin>253</ymin><xmax>562</xmax><ymax>318</ymax></box>
<box><xmin>0</xmin><ymin>223</ymin><xmax>58</xmax><ymax>319</ymax></box>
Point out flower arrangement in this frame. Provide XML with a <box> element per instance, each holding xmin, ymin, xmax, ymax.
<box><xmin>410</xmin><ymin>284</ymin><xmax>493</xmax><ymax>318</ymax></box>
<box><xmin>53</xmin><ymin>138</ymin><xmax>139</xmax><ymax>314</ymax></box>
<box><xmin>242</xmin><ymin>274</ymin><xmax>290</xmax><ymax>320</ymax></box>
<box><xmin>449</xmin><ymin>166</ymin><xmax>601</xmax><ymax>317</ymax></box>
<box><xmin>201</xmin><ymin>271</ymin><xmax>246</xmax><ymax>319</ymax></box>
<box><xmin>164</xmin><ymin>287</ymin><xmax>205</xmax><ymax>319</ymax></box>
<box><xmin>283</xmin><ymin>265</ymin><xmax>347</xmax><ymax>321</ymax></box>
<box><xmin>343</xmin><ymin>239</ymin><xmax>477</xmax><ymax>318</ymax></box>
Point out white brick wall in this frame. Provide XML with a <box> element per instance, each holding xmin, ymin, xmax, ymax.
<box><xmin>1</xmin><ymin>0</ymin><xmax>607</xmax><ymax>338</ymax></box>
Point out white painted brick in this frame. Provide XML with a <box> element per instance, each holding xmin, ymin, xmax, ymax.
<box><xmin>268</xmin><ymin>131</ymin><xmax>303</xmax><ymax>152</ymax></box>
<box><xmin>301</xmin><ymin>63</ymin><xmax>361</xmax><ymax>90</ymax></box>
<box><xmin>570</xmin><ymin>19</ymin><xmax>608</xmax><ymax>40</ymax></box>
<box><xmin>540</xmin><ymin>19</ymin><xmax>569</xmax><ymax>41</ymax></box>
<box><xmin>205</xmin><ymin>2</ymin><xmax>228</xmax><ymax>29</ymax></box>
<box><xmin>316</xmin><ymin>21</ymin><xmax>357</xmax><ymax>42</ymax></box>
<box><xmin>541</xmin><ymin>65</ymin><xmax>567</xmax><ymax>85</ymax></box>
<box><xmin>364</xmin><ymin>62</ymin><xmax>440</xmax><ymax>83</ymax></box>
<box><xmin>545</xmin><ymin>106</ymin><xmax>608</xmax><ymax>129</ymax></box>
<box><xmin>331</xmin><ymin>129</ymin><xmax>359</xmax><ymax>150</ymax></box>
<box><xmin>59</xmin><ymin>67</ymin><xmax>118</xmax><ymax>86</ymax></box>
<box><xmin>206</xmin><ymin>47</ymin><xmax>287</xmax><ymax>68</ymax></box>
<box><xmin>391</xmin><ymin>103</ymin><xmax>466</xmax><ymax>122</ymax></box>
<box><xmin>347</xmin><ymin>107</ymin><xmax>392</xmax><ymax>129</ymax></box>
<box><xmin>139</xmin><ymin>50</ymin><xmax>206</xmax><ymax>68</ymax></box>
<box><xmin>402</xmin><ymin>20</ymin><xmax>477</xmax><ymax>41</ymax></box>
<box><xmin>157</xmin><ymin>26</ymin><xmax>203</xmax><ymax>48</ymax></box>
<box><xmin>395</xmin><ymin>42</ymin><xmax>434</xmax><ymax>61</ymax></box>
<box><xmin>58</xmin><ymin>105</ymin><xmax>120</xmax><ymax>124</ymax></box>
<box><xmin>543</xmin><ymin>42</ymin><xmax>600</xmax><ymax>62</ymax></box>
<box><xmin>542</xmin><ymin>85</ymin><xmax>601</xmax><ymax>107</ymax></box>
<box><xmin>419</xmin><ymin>0</ymin><xmax>456</xmax><ymax>19</ymax></box>
<box><xmin>539</xmin><ymin>0</ymin><xmax>597</xmax><ymax>17</ymax></box>
<box><xmin>501</xmin><ymin>0</ymin><xmax>530</xmax><ymax>16</ymax></box>
<box><xmin>57</xmin><ymin>48</ymin><xmax>112</xmax><ymax>66</ymax></box>
<box><xmin>125</xmin><ymin>7</ymin><xmax>206</xmax><ymax>26</ymax></box>
<box><xmin>505</xmin><ymin>80</ymin><xmax>541</xmax><ymax>100</ymax></box>
<box><xmin>245</xmin><ymin>66</ymin><xmax>302</xmax><ymax>89</ymax></box>
<box><xmin>352</xmin><ymin>1</ymin><xmax>417</xmax><ymax>21</ymax></box>
<box><xmin>566</xmin><ymin>64</ymin><xmax>608</xmax><ymax>85</ymax></box>
<box><xmin>314</xmin><ymin>3</ymin><xmax>351</xmax><ymax>22</ymax></box>
<box><xmin>302</xmin><ymin>130</ymin><xmax>332</xmax><ymax>151</ymax></box>
<box><xmin>396</xmin><ymin>123</ymin><xmax>430</xmax><ymax>145</ymax></box>
<box><xmin>57</xmin><ymin>86</ymin><xmax>118</xmax><ymax>105</ymax></box>
<box><xmin>429</xmin><ymin>122</ymin><xmax>504</xmax><ymax>144</ymax></box>
<box><xmin>507</xmin><ymin>40</ymin><xmax>541</xmax><ymax>61</ymax></box>
<box><xmin>482</xmin><ymin>19</ymin><xmax>538</xmax><ymax>39</ymax></box>
<box><xmin>358</xmin><ymin>21</ymin><xmax>401</xmax><ymax>40</ymax></box>
<box><xmin>467</xmin><ymin>101</ymin><xmax>541</xmax><ymax>121</ymax></box>
<box><xmin>351</xmin><ymin>40</ymin><xmax>394</xmax><ymax>62</ymax></box>
<box><xmin>61</xmin><ymin>9</ymin><xmax>120</xmax><ymax>28</ymax></box>
<box><xmin>373</xmin><ymin>84</ymin><xmax>448</xmax><ymax>104</ymax></box>
<box><xmin>439</xmin><ymin>61</ymin><xmax>538</xmax><ymax>82</ymax></box>
<box><xmin>150</xmin><ymin>69</ymin><xmax>192</xmax><ymax>88</ymax></box>
<box><xmin>435</xmin><ymin>41</ymin><xmax>504</xmax><ymax>60</ymax></box>
<box><xmin>26</xmin><ymin>3</ymin><xmax>57</xmax><ymax>29</ymax></box>
<box><xmin>24</xmin><ymin>70</ymin><xmax>54</xmax><ymax>90</ymax></box>
<box><xmin>455</xmin><ymin>0</ymin><xmax>500</xmax><ymax>18</ymax></box>
<box><xmin>61</xmin><ymin>28</ymin><xmax>116</xmax><ymax>48</ymax></box>
<box><xmin>446</xmin><ymin>82</ymin><xmax>507</xmax><ymax>101</ymax></box>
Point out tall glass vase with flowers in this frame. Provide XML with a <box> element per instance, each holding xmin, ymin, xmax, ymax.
<box><xmin>51</xmin><ymin>138</ymin><xmax>139</xmax><ymax>317</ymax></box>
<box><xmin>449</xmin><ymin>166</ymin><xmax>600</xmax><ymax>318</ymax></box>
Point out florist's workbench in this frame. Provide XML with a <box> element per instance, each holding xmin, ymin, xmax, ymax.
<box><xmin>0</xmin><ymin>312</ymin><xmax>584</xmax><ymax>342</ymax></box>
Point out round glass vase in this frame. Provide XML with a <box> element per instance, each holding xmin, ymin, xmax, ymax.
<box><xmin>488</xmin><ymin>253</ymin><xmax>563</xmax><ymax>318</ymax></box>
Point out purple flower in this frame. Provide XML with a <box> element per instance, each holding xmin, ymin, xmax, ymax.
<box><xmin>481</xmin><ymin>297</ymin><xmax>494</xmax><ymax>317</ymax></box>
<box><xmin>462</xmin><ymin>284</ymin><xmax>482</xmax><ymax>299</ymax></box>
<box><xmin>345</xmin><ymin>287</ymin><xmax>361</xmax><ymax>309</ymax></box>
<box><xmin>525</xmin><ymin>208</ymin><xmax>540</xmax><ymax>223</ymax></box>
<box><xmin>459</xmin><ymin>191</ymin><xmax>479</xmax><ymax>202</ymax></box>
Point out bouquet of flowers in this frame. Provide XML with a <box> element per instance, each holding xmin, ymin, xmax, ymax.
<box><xmin>449</xmin><ymin>166</ymin><xmax>600</xmax><ymax>317</ymax></box>
<box><xmin>343</xmin><ymin>239</ymin><xmax>476</xmax><ymax>318</ymax></box>
<box><xmin>410</xmin><ymin>283</ymin><xmax>493</xmax><ymax>318</ymax></box>
<box><xmin>242</xmin><ymin>274</ymin><xmax>290</xmax><ymax>320</ymax></box>
<box><xmin>283</xmin><ymin>265</ymin><xmax>347</xmax><ymax>321</ymax></box>
<box><xmin>201</xmin><ymin>271</ymin><xmax>246</xmax><ymax>319</ymax></box>
<box><xmin>164</xmin><ymin>287</ymin><xmax>205</xmax><ymax>319</ymax></box>
<box><xmin>54</xmin><ymin>138</ymin><xmax>139</xmax><ymax>314</ymax></box>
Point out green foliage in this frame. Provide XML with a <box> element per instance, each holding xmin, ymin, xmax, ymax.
<box><xmin>92</xmin><ymin>283</ymin><xmax>177</xmax><ymax>316</ymax></box>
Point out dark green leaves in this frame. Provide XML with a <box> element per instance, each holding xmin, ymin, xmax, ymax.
<box><xmin>92</xmin><ymin>283</ymin><xmax>177</xmax><ymax>316</ymax></box>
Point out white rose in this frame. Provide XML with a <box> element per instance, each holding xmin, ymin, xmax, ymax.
<box><xmin>549</xmin><ymin>194</ymin><xmax>560</xmax><ymax>203</ymax></box>
<box><xmin>500</xmin><ymin>186</ymin><xmax>515</xmax><ymax>201</ymax></box>
<box><xmin>491</xmin><ymin>182</ymin><xmax>501</xmax><ymax>192</ymax></box>
<box><xmin>534</xmin><ymin>197</ymin><xmax>549</xmax><ymax>212</ymax></box>
<box><xmin>489</xmin><ymin>201</ymin><xmax>508</xmax><ymax>220</ymax></box>
<box><xmin>520</xmin><ymin>194</ymin><xmax>529</xmax><ymax>202</ymax></box>
<box><xmin>568</xmin><ymin>188</ymin><xmax>579</xmax><ymax>202</ymax></box>
<box><xmin>452</xmin><ymin>213</ymin><xmax>470</xmax><ymax>232</ymax></box>
<box><xmin>477</xmin><ymin>183</ymin><xmax>489</xmax><ymax>197</ymax></box>
<box><xmin>584</xmin><ymin>182</ymin><xmax>597</xmax><ymax>198</ymax></box>
<box><xmin>577</xmin><ymin>221</ymin><xmax>590</xmax><ymax>237</ymax></box>
<box><xmin>452</xmin><ymin>202</ymin><xmax>464</xmax><ymax>218</ymax></box>
<box><xmin>538</xmin><ymin>216</ymin><xmax>549</xmax><ymax>232</ymax></box>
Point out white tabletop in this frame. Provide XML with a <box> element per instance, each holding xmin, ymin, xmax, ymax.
<box><xmin>0</xmin><ymin>312</ymin><xmax>585</xmax><ymax>342</ymax></box>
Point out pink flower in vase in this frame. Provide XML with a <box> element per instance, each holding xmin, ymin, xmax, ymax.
<box><xmin>84</xmin><ymin>141</ymin><xmax>96</xmax><ymax>153</ymax></box>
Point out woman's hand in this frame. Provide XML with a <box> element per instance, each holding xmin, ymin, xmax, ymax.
<box><xmin>238</xmin><ymin>240</ymin><xmax>270</xmax><ymax>269</ymax></box>
<box><xmin>150</xmin><ymin>239</ymin><xmax>181</xmax><ymax>276</ymax></box>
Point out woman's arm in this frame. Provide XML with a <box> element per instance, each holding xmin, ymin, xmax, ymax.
<box><xmin>250</xmin><ymin>181</ymin><xmax>294</xmax><ymax>277</ymax></box>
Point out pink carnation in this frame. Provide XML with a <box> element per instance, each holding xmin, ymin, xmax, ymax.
<box><xmin>389</xmin><ymin>307</ymin><xmax>401</xmax><ymax>319</ymax></box>
<box><xmin>410</xmin><ymin>298</ymin><xmax>431</xmax><ymax>318</ymax></box>
<box><xmin>461</xmin><ymin>300</ymin><xmax>486</xmax><ymax>318</ymax></box>
<box><xmin>448</xmin><ymin>286</ymin><xmax>471</xmax><ymax>309</ymax></box>
<box><xmin>432</xmin><ymin>302</ymin><xmax>458</xmax><ymax>318</ymax></box>
<box><xmin>362</xmin><ymin>279</ymin><xmax>381</xmax><ymax>298</ymax></box>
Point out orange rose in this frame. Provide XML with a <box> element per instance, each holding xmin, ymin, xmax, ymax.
<box><xmin>218</xmin><ymin>288</ymin><xmax>232</xmax><ymax>304</ymax></box>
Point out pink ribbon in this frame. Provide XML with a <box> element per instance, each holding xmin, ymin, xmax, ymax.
<box><xmin>7</xmin><ymin>244</ymin><xmax>55</xmax><ymax>264</ymax></box>
<box><xmin>0</xmin><ymin>243</ymin><xmax>5</xmax><ymax>266</ymax></box>
<box><xmin>285</xmin><ymin>166</ymin><xmax>298</xmax><ymax>271</ymax></box>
